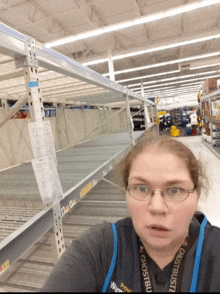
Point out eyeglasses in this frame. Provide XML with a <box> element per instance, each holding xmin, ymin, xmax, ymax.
<box><xmin>127</xmin><ymin>185</ymin><xmax>196</xmax><ymax>202</ymax></box>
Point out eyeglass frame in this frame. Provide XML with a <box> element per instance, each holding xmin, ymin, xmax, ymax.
<box><xmin>126</xmin><ymin>185</ymin><xmax>197</xmax><ymax>202</ymax></box>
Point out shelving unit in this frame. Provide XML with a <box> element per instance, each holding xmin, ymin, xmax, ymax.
<box><xmin>130</xmin><ymin>106</ymin><xmax>145</xmax><ymax>131</ymax></box>
<box><xmin>171</xmin><ymin>108</ymin><xmax>182</xmax><ymax>127</ymax></box>
<box><xmin>0</xmin><ymin>22</ymin><xmax>157</xmax><ymax>285</ymax></box>
<box><xmin>201</xmin><ymin>89</ymin><xmax>220</xmax><ymax>159</ymax></box>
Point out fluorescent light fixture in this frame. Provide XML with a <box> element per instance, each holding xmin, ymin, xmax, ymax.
<box><xmin>103</xmin><ymin>51</ymin><xmax>220</xmax><ymax>76</ymax></box>
<box><xmin>127</xmin><ymin>70</ymin><xmax>219</xmax><ymax>88</ymax></box>
<box><xmin>190</xmin><ymin>63</ymin><xmax>220</xmax><ymax>70</ymax></box>
<box><xmin>144</xmin><ymin>84</ymin><xmax>201</xmax><ymax>93</ymax></box>
<box><xmin>131</xmin><ymin>73</ymin><xmax>220</xmax><ymax>91</ymax></box>
<box><xmin>147</xmin><ymin>85</ymin><xmax>201</xmax><ymax>95</ymax></box>
<box><xmin>139</xmin><ymin>81</ymin><xmax>203</xmax><ymax>93</ymax></box>
<box><xmin>117</xmin><ymin>70</ymin><xmax>181</xmax><ymax>83</ymax></box>
<box><xmin>84</xmin><ymin>33</ymin><xmax>220</xmax><ymax>66</ymax></box>
<box><xmin>145</xmin><ymin>91</ymin><xmax>199</xmax><ymax>98</ymax></box>
<box><xmin>139</xmin><ymin>85</ymin><xmax>201</xmax><ymax>96</ymax></box>
<box><xmin>83</xmin><ymin>58</ymin><xmax>109</xmax><ymax>66</ymax></box>
<box><xmin>146</xmin><ymin>92</ymin><xmax>199</xmax><ymax>100</ymax></box>
<box><xmin>45</xmin><ymin>0</ymin><xmax>220</xmax><ymax>48</ymax></box>
<box><xmin>117</xmin><ymin>65</ymin><xmax>220</xmax><ymax>84</ymax></box>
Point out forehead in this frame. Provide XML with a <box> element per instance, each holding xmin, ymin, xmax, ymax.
<box><xmin>129</xmin><ymin>149</ymin><xmax>192</xmax><ymax>183</ymax></box>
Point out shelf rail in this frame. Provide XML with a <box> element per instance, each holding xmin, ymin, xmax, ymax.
<box><xmin>0</xmin><ymin>20</ymin><xmax>157</xmax><ymax>277</ymax></box>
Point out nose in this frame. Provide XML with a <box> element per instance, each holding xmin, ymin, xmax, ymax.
<box><xmin>148</xmin><ymin>190</ymin><xmax>169</xmax><ymax>215</ymax></box>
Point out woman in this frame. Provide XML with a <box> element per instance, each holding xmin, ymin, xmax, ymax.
<box><xmin>41</xmin><ymin>135</ymin><xmax>220</xmax><ymax>292</ymax></box>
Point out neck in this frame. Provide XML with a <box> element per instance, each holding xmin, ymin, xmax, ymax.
<box><xmin>146</xmin><ymin>249</ymin><xmax>177</xmax><ymax>269</ymax></box>
<box><xmin>142</xmin><ymin>238</ymin><xmax>186</xmax><ymax>270</ymax></box>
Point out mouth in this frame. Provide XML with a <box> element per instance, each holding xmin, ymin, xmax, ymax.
<box><xmin>148</xmin><ymin>225</ymin><xmax>170</xmax><ymax>231</ymax></box>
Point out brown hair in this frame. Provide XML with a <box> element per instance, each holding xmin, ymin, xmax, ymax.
<box><xmin>118</xmin><ymin>134</ymin><xmax>209</xmax><ymax>197</ymax></box>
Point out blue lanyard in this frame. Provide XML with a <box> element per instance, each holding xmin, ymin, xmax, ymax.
<box><xmin>190</xmin><ymin>216</ymin><xmax>207</xmax><ymax>292</ymax></box>
<box><xmin>102</xmin><ymin>216</ymin><xmax>208</xmax><ymax>293</ymax></box>
<box><xmin>102</xmin><ymin>223</ymin><xmax>118</xmax><ymax>293</ymax></box>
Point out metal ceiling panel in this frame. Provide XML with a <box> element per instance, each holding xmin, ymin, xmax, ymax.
<box><xmin>4</xmin><ymin>0</ymin><xmax>220</xmax><ymax>104</ymax></box>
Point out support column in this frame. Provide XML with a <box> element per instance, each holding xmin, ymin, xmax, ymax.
<box><xmin>62</xmin><ymin>103</ymin><xmax>69</xmax><ymax>146</ymax></box>
<box><xmin>15</xmin><ymin>36</ymin><xmax>65</xmax><ymax>261</ymax></box>
<box><xmin>1</xmin><ymin>99</ymin><xmax>8</xmax><ymax>114</ymax></box>
<box><xmin>107</xmin><ymin>50</ymin><xmax>115</xmax><ymax>82</ymax></box>
<box><xmin>53</xmin><ymin>102</ymin><xmax>58</xmax><ymax>117</ymax></box>
<box><xmin>141</xmin><ymin>81</ymin><xmax>151</xmax><ymax>128</ymax></box>
<box><xmin>209</xmin><ymin>98</ymin><xmax>213</xmax><ymax>148</ymax></box>
<box><xmin>125</xmin><ymin>94</ymin><xmax>134</xmax><ymax>146</ymax></box>
<box><xmin>143</xmin><ymin>102</ymin><xmax>151</xmax><ymax>129</ymax></box>
<box><xmin>151</xmin><ymin>104</ymin><xmax>154</xmax><ymax>123</ymax></box>
<box><xmin>141</xmin><ymin>81</ymin><xmax>145</xmax><ymax>98</ymax></box>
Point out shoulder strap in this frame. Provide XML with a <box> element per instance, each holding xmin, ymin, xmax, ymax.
<box><xmin>102</xmin><ymin>223</ymin><xmax>118</xmax><ymax>293</ymax></box>
<box><xmin>190</xmin><ymin>215</ymin><xmax>208</xmax><ymax>293</ymax></box>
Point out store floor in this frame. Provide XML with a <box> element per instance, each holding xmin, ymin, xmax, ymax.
<box><xmin>176</xmin><ymin>135</ymin><xmax>220</xmax><ymax>228</ymax></box>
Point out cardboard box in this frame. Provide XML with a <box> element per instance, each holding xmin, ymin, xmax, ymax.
<box><xmin>205</xmin><ymin>127</ymin><xmax>211</xmax><ymax>136</ymax></box>
<box><xmin>202</xmin><ymin>122</ymin><xmax>208</xmax><ymax>129</ymax></box>
<box><xmin>201</xmin><ymin>101</ymin><xmax>210</xmax><ymax>117</ymax></box>
<box><xmin>203</xmin><ymin>78</ymin><xmax>220</xmax><ymax>95</ymax></box>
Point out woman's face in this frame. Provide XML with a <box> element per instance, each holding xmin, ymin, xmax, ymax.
<box><xmin>126</xmin><ymin>149</ymin><xmax>199</xmax><ymax>253</ymax></box>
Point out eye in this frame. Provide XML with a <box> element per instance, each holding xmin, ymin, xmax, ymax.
<box><xmin>167</xmin><ymin>187</ymin><xmax>184</xmax><ymax>195</ymax></box>
<box><xmin>137</xmin><ymin>185</ymin><xmax>151</xmax><ymax>193</ymax></box>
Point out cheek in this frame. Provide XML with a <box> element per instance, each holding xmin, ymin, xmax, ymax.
<box><xmin>172</xmin><ymin>198</ymin><xmax>199</xmax><ymax>232</ymax></box>
<box><xmin>126</xmin><ymin>194</ymin><xmax>146</xmax><ymax>224</ymax></box>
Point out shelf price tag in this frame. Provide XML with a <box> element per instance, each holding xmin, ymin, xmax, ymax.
<box><xmin>0</xmin><ymin>260</ymin><xmax>10</xmax><ymax>275</ymax></box>
<box><xmin>92</xmin><ymin>179</ymin><xmax>98</xmax><ymax>186</ymax></box>
<box><xmin>80</xmin><ymin>182</ymin><xmax>93</xmax><ymax>198</ymax></box>
<box><xmin>69</xmin><ymin>200</ymin><xmax>76</xmax><ymax>208</ymax></box>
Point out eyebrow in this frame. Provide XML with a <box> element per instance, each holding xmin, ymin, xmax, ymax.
<box><xmin>128</xmin><ymin>177</ymin><xmax>188</xmax><ymax>186</ymax></box>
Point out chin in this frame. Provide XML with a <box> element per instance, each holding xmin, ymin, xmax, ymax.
<box><xmin>141</xmin><ymin>236</ymin><xmax>170</xmax><ymax>249</ymax></box>
<box><xmin>148</xmin><ymin>239</ymin><xmax>171</xmax><ymax>249</ymax></box>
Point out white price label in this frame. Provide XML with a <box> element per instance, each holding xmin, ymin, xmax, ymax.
<box><xmin>92</xmin><ymin>179</ymin><xmax>98</xmax><ymax>186</ymax></box>
<box><xmin>28</xmin><ymin>121</ymin><xmax>57</xmax><ymax>166</ymax></box>
<box><xmin>31</xmin><ymin>157</ymin><xmax>63</xmax><ymax>204</ymax></box>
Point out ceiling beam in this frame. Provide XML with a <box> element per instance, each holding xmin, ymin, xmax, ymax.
<box><xmin>132</xmin><ymin>0</ymin><xmax>150</xmax><ymax>42</ymax></box>
<box><xmin>68</xmin><ymin>0</ymin><xmax>126</xmax><ymax>65</ymax></box>
<box><xmin>0</xmin><ymin>1</ymin><xmax>58</xmax><ymax>38</ymax></box>
<box><xmin>0</xmin><ymin>70</ymin><xmax>24</xmax><ymax>81</ymax></box>
<box><xmin>81</xmin><ymin>28</ymin><xmax>220</xmax><ymax>65</ymax></box>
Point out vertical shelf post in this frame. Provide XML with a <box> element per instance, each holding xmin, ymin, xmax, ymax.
<box><xmin>125</xmin><ymin>94</ymin><xmax>134</xmax><ymax>146</ymax></box>
<box><xmin>1</xmin><ymin>99</ymin><xmax>8</xmax><ymax>114</ymax></box>
<box><xmin>209</xmin><ymin>97</ymin><xmax>213</xmax><ymax>148</ymax></box>
<box><xmin>143</xmin><ymin>101</ymin><xmax>151</xmax><ymax>128</ymax></box>
<box><xmin>141</xmin><ymin>82</ymin><xmax>151</xmax><ymax>128</ymax></box>
<box><xmin>107</xmin><ymin>50</ymin><xmax>115</xmax><ymax>82</ymax></box>
<box><xmin>15</xmin><ymin>36</ymin><xmax>65</xmax><ymax>261</ymax></box>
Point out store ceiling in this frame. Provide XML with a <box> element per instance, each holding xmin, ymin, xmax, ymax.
<box><xmin>1</xmin><ymin>0</ymin><xmax>220</xmax><ymax>106</ymax></box>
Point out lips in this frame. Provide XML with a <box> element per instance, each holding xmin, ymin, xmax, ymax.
<box><xmin>148</xmin><ymin>224</ymin><xmax>170</xmax><ymax>231</ymax></box>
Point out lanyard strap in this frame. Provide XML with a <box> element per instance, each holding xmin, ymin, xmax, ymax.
<box><xmin>140</xmin><ymin>242</ymin><xmax>186</xmax><ymax>292</ymax></box>
<box><xmin>190</xmin><ymin>216</ymin><xmax>207</xmax><ymax>293</ymax></box>
<box><xmin>140</xmin><ymin>216</ymin><xmax>208</xmax><ymax>293</ymax></box>
<box><xmin>102</xmin><ymin>223</ymin><xmax>118</xmax><ymax>293</ymax></box>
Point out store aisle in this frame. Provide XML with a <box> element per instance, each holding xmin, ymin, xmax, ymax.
<box><xmin>176</xmin><ymin>136</ymin><xmax>220</xmax><ymax>228</ymax></box>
